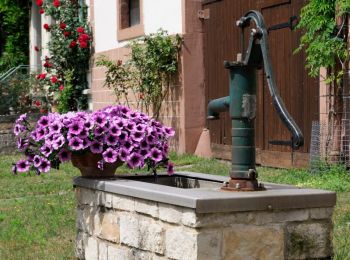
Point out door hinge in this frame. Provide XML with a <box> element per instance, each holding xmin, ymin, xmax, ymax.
<box><xmin>198</xmin><ymin>9</ymin><xmax>210</xmax><ymax>19</ymax></box>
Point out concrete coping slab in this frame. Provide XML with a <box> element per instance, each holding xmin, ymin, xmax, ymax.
<box><xmin>73</xmin><ymin>171</ymin><xmax>336</xmax><ymax>213</ymax></box>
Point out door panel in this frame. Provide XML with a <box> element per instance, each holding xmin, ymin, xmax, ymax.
<box><xmin>203</xmin><ymin>0</ymin><xmax>318</xmax><ymax>167</ymax></box>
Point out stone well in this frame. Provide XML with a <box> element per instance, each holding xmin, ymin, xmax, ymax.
<box><xmin>73</xmin><ymin>172</ymin><xmax>336</xmax><ymax>260</ymax></box>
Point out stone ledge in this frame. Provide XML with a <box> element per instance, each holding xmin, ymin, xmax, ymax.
<box><xmin>73</xmin><ymin>172</ymin><xmax>336</xmax><ymax>213</ymax></box>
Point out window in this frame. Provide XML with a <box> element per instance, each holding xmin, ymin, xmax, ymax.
<box><xmin>118</xmin><ymin>0</ymin><xmax>144</xmax><ymax>41</ymax></box>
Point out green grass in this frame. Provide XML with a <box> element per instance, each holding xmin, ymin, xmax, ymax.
<box><xmin>0</xmin><ymin>154</ymin><xmax>349</xmax><ymax>259</ymax></box>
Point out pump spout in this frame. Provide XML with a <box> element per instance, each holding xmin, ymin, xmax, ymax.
<box><xmin>207</xmin><ymin>96</ymin><xmax>230</xmax><ymax>120</ymax></box>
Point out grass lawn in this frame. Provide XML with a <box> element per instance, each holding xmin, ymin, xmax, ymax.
<box><xmin>0</xmin><ymin>153</ymin><xmax>349</xmax><ymax>259</ymax></box>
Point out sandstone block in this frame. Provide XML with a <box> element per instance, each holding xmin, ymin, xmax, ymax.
<box><xmin>99</xmin><ymin>192</ymin><xmax>113</xmax><ymax>208</ymax></box>
<box><xmin>95</xmin><ymin>210</ymin><xmax>120</xmax><ymax>243</ymax></box>
<box><xmin>75</xmin><ymin>231</ymin><xmax>87</xmax><ymax>259</ymax></box>
<box><xmin>309</xmin><ymin>208</ymin><xmax>333</xmax><ymax>220</ymax></box>
<box><xmin>181</xmin><ymin>209</ymin><xmax>198</xmax><ymax>227</ymax></box>
<box><xmin>223</xmin><ymin>224</ymin><xmax>285</xmax><ymax>260</ymax></box>
<box><xmin>120</xmin><ymin>214</ymin><xmax>165</xmax><ymax>254</ymax></box>
<box><xmin>77</xmin><ymin>206</ymin><xmax>97</xmax><ymax>235</ymax></box>
<box><xmin>197</xmin><ymin>230</ymin><xmax>222</xmax><ymax>259</ymax></box>
<box><xmin>98</xmin><ymin>240</ymin><xmax>108</xmax><ymax>260</ymax></box>
<box><xmin>287</xmin><ymin>221</ymin><xmax>332</xmax><ymax>259</ymax></box>
<box><xmin>252</xmin><ymin>209</ymin><xmax>309</xmax><ymax>225</ymax></box>
<box><xmin>135</xmin><ymin>198</ymin><xmax>159</xmax><ymax>218</ymax></box>
<box><xmin>112</xmin><ymin>194</ymin><xmax>135</xmax><ymax>211</ymax></box>
<box><xmin>85</xmin><ymin>236</ymin><xmax>98</xmax><ymax>260</ymax></box>
<box><xmin>158</xmin><ymin>203</ymin><xmax>182</xmax><ymax>224</ymax></box>
<box><xmin>108</xmin><ymin>245</ymin><xmax>134</xmax><ymax>260</ymax></box>
<box><xmin>165</xmin><ymin>227</ymin><xmax>198</xmax><ymax>260</ymax></box>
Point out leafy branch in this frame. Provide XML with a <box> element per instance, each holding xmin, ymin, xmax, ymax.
<box><xmin>296</xmin><ymin>0</ymin><xmax>349</xmax><ymax>82</ymax></box>
<box><xmin>97</xmin><ymin>29</ymin><xmax>182</xmax><ymax>119</ymax></box>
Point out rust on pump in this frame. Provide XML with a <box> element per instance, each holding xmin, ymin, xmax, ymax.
<box><xmin>207</xmin><ymin>10</ymin><xmax>304</xmax><ymax>191</ymax></box>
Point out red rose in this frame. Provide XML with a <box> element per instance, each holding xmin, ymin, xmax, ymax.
<box><xmin>39</xmin><ymin>8</ymin><xmax>44</xmax><ymax>14</ymax></box>
<box><xmin>53</xmin><ymin>0</ymin><xmax>60</xmax><ymax>7</ymax></box>
<box><xmin>43</xmin><ymin>23</ymin><xmax>50</xmax><ymax>31</ymax></box>
<box><xmin>69</xmin><ymin>40</ymin><xmax>77</xmax><ymax>48</ymax></box>
<box><xmin>63</xmin><ymin>31</ymin><xmax>71</xmax><ymax>37</ymax></box>
<box><xmin>78</xmin><ymin>33</ymin><xmax>90</xmax><ymax>42</ymax></box>
<box><xmin>34</xmin><ymin>46</ymin><xmax>40</xmax><ymax>52</ymax></box>
<box><xmin>34</xmin><ymin>100</ymin><xmax>41</xmax><ymax>107</ymax></box>
<box><xmin>44</xmin><ymin>62</ymin><xmax>52</xmax><ymax>68</ymax></box>
<box><xmin>51</xmin><ymin>76</ymin><xmax>58</xmax><ymax>84</ymax></box>
<box><xmin>117</xmin><ymin>60</ymin><xmax>122</xmax><ymax>66</ymax></box>
<box><xmin>59</xmin><ymin>85</ymin><xmax>65</xmax><ymax>91</ymax></box>
<box><xmin>77</xmin><ymin>27</ymin><xmax>85</xmax><ymax>34</ymax></box>
<box><xmin>79</xmin><ymin>41</ymin><xmax>88</xmax><ymax>48</ymax></box>
<box><xmin>59</xmin><ymin>23</ymin><xmax>66</xmax><ymax>30</ymax></box>
<box><xmin>39</xmin><ymin>73</ymin><xmax>46</xmax><ymax>80</ymax></box>
<box><xmin>36</xmin><ymin>0</ymin><xmax>43</xmax><ymax>6</ymax></box>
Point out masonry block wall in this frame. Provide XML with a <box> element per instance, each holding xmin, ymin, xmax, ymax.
<box><xmin>75</xmin><ymin>187</ymin><xmax>334</xmax><ymax>260</ymax></box>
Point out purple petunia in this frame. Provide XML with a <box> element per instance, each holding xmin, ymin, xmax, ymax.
<box><xmin>105</xmin><ymin>134</ymin><xmax>119</xmax><ymax>146</ymax></box>
<box><xmin>90</xmin><ymin>141</ymin><xmax>103</xmax><ymax>154</ymax></box>
<box><xmin>130</xmin><ymin>131</ymin><xmax>144</xmax><ymax>142</ymax></box>
<box><xmin>68</xmin><ymin>120</ymin><xmax>84</xmax><ymax>135</ymax></box>
<box><xmin>118</xmin><ymin>147</ymin><xmax>129</xmax><ymax>162</ymax></box>
<box><xmin>17</xmin><ymin>138</ymin><xmax>29</xmax><ymax>151</ymax></box>
<box><xmin>33</xmin><ymin>155</ymin><xmax>42</xmax><ymax>168</ymax></box>
<box><xmin>148</xmin><ymin>147</ymin><xmax>163</xmax><ymax>162</ymax></box>
<box><xmin>58</xmin><ymin>149</ymin><xmax>71</xmax><ymax>162</ymax></box>
<box><xmin>127</xmin><ymin>152</ymin><xmax>143</xmax><ymax>168</ymax></box>
<box><xmin>167</xmin><ymin>162</ymin><xmax>174</xmax><ymax>175</ymax></box>
<box><xmin>164</xmin><ymin>127</ymin><xmax>175</xmax><ymax>137</ymax></box>
<box><xmin>94</xmin><ymin>126</ymin><xmax>106</xmax><ymax>136</ymax></box>
<box><xmin>13</xmin><ymin>104</ymin><xmax>175</xmax><ymax>175</ymax></box>
<box><xmin>109</xmin><ymin>125</ymin><xmax>121</xmax><ymax>136</ymax></box>
<box><xmin>40</xmin><ymin>145</ymin><xmax>53</xmax><ymax>157</ymax></box>
<box><xmin>38</xmin><ymin>116</ymin><xmax>50</xmax><ymax>128</ymax></box>
<box><xmin>16</xmin><ymin>159</ymin><xmax>30</xmax><ymax>172</ymax></box>
<box><xmin>38</xmin><ymin>158</ymin><xmax>51</xmax><ymax>173</ymax></box>
<box><xmin>49</xmin><ymin>121</ymin><xmax>62</xmax><ymax>133</ymax></box>
<box><xmin>93</xmin><ymin>112</ymin><xmax>107</xmax><ymax>126</ymax></box>
<box><xmin>52</xmin><ymin>134</ymin><xmax>65</xmax><ymax>150</ymax></box>
<box><xmin>102</xmin><ymin>148</ymin><xmax>118</xmax><ymax>163</ymax></box>
<box><xmin>69</xmin><ymin>137</ymin><xmax>84</xmax><ymax>151</ymax></box>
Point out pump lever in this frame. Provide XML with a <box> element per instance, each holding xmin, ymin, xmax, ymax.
<box><xmin>237</xmin><ymin>10</ymin><xmax>304</xmax><ymax>150</ymax></box>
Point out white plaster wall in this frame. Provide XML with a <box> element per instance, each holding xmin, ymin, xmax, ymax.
<box><xmin>93</xmin><ymin>0</ymin><xmax>182</xmax><ymax>53</ymax></box>
<box><xmin>143</xmin><ymin>0</ymin><xmax>182</xmax><ymax>35</ymax></box>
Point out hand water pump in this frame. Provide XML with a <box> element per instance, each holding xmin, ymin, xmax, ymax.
<box><xmin>207</xmin><ymin>10</ymin><xmax>304</xmax><ymax>191</ymax></box>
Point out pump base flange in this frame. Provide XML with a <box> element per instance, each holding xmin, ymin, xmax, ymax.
<box><xmin>221</xmin><ymin>178</ymin><xmax>265</xmax><ymax>192</ymax></box>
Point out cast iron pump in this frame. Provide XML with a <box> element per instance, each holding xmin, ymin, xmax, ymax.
<box><xmin>207</xmin><ymin>10</ymin><xmax>304</xmax><ymax>191</ymax></box>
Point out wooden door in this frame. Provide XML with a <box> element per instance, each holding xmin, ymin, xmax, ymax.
<box><xmin>203</xmin><ymin>0</ymin><xmax>319</xmax><ymax>168</ymax></box>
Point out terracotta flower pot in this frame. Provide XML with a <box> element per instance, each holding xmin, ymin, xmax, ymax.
<box><xmin>71</xmin><ymin>152</ymin><xmax>123</xmax><ymax>178</ymax></box>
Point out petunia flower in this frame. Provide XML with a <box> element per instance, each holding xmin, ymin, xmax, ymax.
<box><xmin>69</xmin><ymin>137</ymin><xmax>84</xmax><ymax>151</ymax></box>
<box><xmin>33</xmin><ymin>155</ymin><xmax>43</xmax><ymax>168</ymax></box>
<box><xmin>16</xmin><ymin>159</ymin><xmax>30</xmax><ymax>172</ymax></box>
<box><xmin>58</xmin><ymin>149</ymin><xmax>71</xmax><ymax>162</ymax></box>
<box><xmin>103</xmin><ymin>148</ymin><xmax>118</xmax><ymax>163</ymax></box>
<box><xmin>127</xmin><ymin>153</ymin><xmax>143</xmax><ymax>168</ymax></box>
<box><xmin>90</xmin><ymin>141</ymin><xmax>103</xmax><ymax>154</ymax></box>
<box><xmin>38</xmin><ymin>158</ymin><xmax>51</xmax><ymax>173</ymax></box>
<box><xmin>148</xmin><ymin>147</ymin><xmax>163</xmax><ymax>162</ymax></box>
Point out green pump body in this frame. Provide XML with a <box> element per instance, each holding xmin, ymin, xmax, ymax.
<box><xmin>207</xmin><ymin>11</ymin><xmax>304</xmax><ymax>191</ymax></box>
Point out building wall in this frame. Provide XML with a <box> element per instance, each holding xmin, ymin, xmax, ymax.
<box><xmin>90</xmin><ymin>0</ymin><xmax>205</xmax><ymax>153</ymax></box>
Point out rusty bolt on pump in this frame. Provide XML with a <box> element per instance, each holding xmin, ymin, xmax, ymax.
<box><xmin>207</xmin><ymin>10</ymin><xmax>304</xmax><ymax>192</ymax></box>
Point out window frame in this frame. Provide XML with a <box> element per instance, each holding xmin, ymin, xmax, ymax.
<box><xmin>117</xmin><ymin>0</ymin><xmax>144</xmax><ymax>41</ymax></box>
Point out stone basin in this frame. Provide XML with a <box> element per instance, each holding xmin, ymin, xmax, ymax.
<box><xmin>73</xmin><ymin>171</ymin><xmax>336</xmax><ymax>259</ymax></box>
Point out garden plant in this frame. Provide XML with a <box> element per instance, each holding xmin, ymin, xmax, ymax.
<box><xmin>12</xmin><ymin>105</ymin><xmax>175</xmax><ymax>176</ymax></box>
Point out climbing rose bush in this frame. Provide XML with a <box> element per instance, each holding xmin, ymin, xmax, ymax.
<box><xmin>13</xmin><ymin>105</ymin><xmax>175</xmax><ymax>175</ymax></box>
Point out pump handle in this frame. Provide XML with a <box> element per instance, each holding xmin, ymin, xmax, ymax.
<box><xmin>237</xmin><ymin>10</ymin><xmax>304</xmax><ymax>149</ymax></box>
